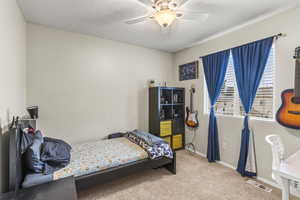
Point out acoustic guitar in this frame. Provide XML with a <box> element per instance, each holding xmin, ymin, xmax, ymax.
<box><xmin>276</xmin><ymin>47</ymin><xmax>300</xmax><ymax>129</ymax></box>
<box><xmin>186</xmin><ymin>86</ymin><xmax>199</xmax><ymax>128</ymax></box>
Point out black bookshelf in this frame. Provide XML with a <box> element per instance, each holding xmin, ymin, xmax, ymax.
<box><xmin>149</xmin><ymin>87</ymin><xmax>185</xmax><ymax>150</ymax></box>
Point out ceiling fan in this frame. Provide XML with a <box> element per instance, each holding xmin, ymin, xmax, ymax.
<box><xmin>125</xmin><ymin>0</ymin><xmax>209</xmax><ymax>28</ymax></box>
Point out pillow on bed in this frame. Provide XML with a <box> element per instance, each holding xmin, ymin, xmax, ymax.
<box><xmin>24</xmin><ymin>131</ymin><xmax>45</xmax><ymax>173</ymax></box>
<box><xmin>131</xmin><ymin>130</ymin><xmax>165</xmax><ymax>145</ymax></box>
<box><xmin>127</xmin><ymin>130</ymin><xmax>173</xmax><ymax>159</ymax></box>
<box><xmin>22</xmin><ymin>173</ymin><xmax>53</xmax><ymax>188</ymax></box>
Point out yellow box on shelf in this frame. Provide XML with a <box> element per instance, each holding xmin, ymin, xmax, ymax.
<box><xmin>163</xmin><ymin>136</ymin><xmax>171</xmax><ymax>144</ymax></box>
<box><xmin>160</xmin><ymin>120</ymin><xmax>172</xmax><ymax>136</ymax></box>
<box><xmin>160</xmin><ymin>120</ymin><xmax>171</xmax><ymax>125</ymax></box>
<box><xmin>172</xmin><ymin>134</ymin><xmax>183</xmax><ymax>149</ymax></box>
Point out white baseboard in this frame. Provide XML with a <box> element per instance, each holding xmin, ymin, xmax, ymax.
<box><xmin>186</xmin><ymin>147</ymin><xmax>235</xmax><ymax>170</ymax></box>
<box><xmin>185</xmin><ymin>147</ymin><xmax>300</xmax><ymax>198</ymax></box>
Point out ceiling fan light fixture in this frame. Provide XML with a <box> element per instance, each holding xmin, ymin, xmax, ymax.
<box><xmin>153</xmin><ymin>9</ymin><xmax>177</xmax><ymax>27</ymax></box>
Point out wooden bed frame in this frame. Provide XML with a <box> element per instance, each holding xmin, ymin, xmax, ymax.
<box><xmin>9</xmin><ymin>124</ymin><xmax>176</xmax><ymax>192</ymax></box>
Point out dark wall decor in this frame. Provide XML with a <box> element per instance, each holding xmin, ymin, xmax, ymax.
<box><xmin>179</xmin><ymin>61</ymin><xmax>199</xmax><ymax>81</ymax></box>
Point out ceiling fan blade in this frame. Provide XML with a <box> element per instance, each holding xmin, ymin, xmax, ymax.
<box><xmin>125</xmin><ymin>16</ymin><xmax>151</xmax><ymax>24</ymax></box>
<box><xmin>136</xmin><ymin>0</ymin><xmax>154</xmax><ymax>8</ymax></box>
<box><xmin>177</xmin><ymin>11</ymin><xmax>209</xmax><ymax>21</ymax></box>
<box><xmin>176</xmin><ymin>0</ymin><xmax>191</xmax><ymax>7</ymax></box>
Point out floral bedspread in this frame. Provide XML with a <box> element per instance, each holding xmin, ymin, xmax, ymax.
<box><xmin>53</xmin><ymin>137</ymin><xmax>148</xmax><ymax>180</ymax></box>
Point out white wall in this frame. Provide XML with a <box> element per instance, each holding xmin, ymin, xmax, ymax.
<box><xmin>0</xmin><ymin>0</ymin><xmax>26</xmax><ymax>193</ymax></box>
<box><xmin>27</xmin><ymin>24</ymin><xmax>174</xmax><ymax>144</ymax></box>
<box><xmin>174</xmin><ymin>7</ymin><xmax>300</xmax><ymax>183</ymax></box>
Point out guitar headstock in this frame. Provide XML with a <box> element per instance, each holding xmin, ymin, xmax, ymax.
<box><xmin>295</xmin><ymin>47</ymin><xmax>300</xmax><ymax>60</ymax></box>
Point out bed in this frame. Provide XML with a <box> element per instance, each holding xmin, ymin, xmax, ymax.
<box><xmin>9</xmin><ymin>124</ymin><xmax>176</xmax><ymax>192</ymax></box>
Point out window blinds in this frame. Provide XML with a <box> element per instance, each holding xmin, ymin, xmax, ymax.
<box><xmin>211</xmin><ymin>46</ymin><xmax>275</xmax><ymax>119</ymax></box>
<box><xmin>214</xmin><ymin>54</ymin><xmax>235</xmax><ymax>115</ymax></box>
<box><xmin>240</xmin><ymin>46</ymin><xmax>275</xmax><ymax>119</ymax></box>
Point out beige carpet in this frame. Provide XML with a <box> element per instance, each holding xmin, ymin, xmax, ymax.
<box><xmin>78</xmin><ymin>150</ymin><xmax>299</xmax><ymax>200</ymax></box>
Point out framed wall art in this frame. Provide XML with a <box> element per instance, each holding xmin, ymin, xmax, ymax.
<box><xmin>179</xmin><ymin>61</ymin><xmax>199</xmax><ymax>81</ymax></box>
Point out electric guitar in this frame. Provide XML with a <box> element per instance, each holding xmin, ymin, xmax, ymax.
<box><xmin>276</xmin><ymin>47</ymin><xmax>300</xmax><ymax>129</ymax></box>
<box><xmin>186</xmin><ymin>86</ymin><xmax>199</xmax><ymax>128</ymax></box>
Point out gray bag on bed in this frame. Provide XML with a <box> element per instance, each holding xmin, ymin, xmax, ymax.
<box><xmin>41</xmin><ymin>137</ymin><xmax>72</xmax><ymax>174</ymax></box>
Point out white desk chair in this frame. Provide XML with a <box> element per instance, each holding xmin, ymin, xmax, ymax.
<box><xmin>266</xmin><ymin>135</ymin><xmax>300</xmax><ymax>200</ymax></box>
<box><xmin>266</xmin><ymin>135</ymin><xmax>285</xmax><ymax>185</ymax></box>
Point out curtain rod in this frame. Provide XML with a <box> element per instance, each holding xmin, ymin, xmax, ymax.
<box><xmin>199</xmin><ymin>33</ymin><xmax>286</xmax><ymax>59</ymax></box>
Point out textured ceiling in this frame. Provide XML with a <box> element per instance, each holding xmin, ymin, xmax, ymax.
<box><xmin>18</xmin><ymin>0</ymin><xmax>299</xmax><ymax>52</ymax></box>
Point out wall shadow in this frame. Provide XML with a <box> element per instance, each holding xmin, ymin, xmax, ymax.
<box><xmin>137</xmin><ymin>86</ymin><xmax>148</xmax><ymax>131</ymax></box>
<box><xmin>285</xmin><ymin>128</ymin><xmax>300</xmax><ymax>138</ymax></box>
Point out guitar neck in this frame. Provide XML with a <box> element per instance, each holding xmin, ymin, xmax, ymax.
<box><xmin>190</xmin><ymin>91</ymin><xmax>193</xmax><ymax>112</ymax></box>
<box><xmin>295</xmin><ymin>60</ymin><xmax>300</xmax><ymax>97</ymax></box>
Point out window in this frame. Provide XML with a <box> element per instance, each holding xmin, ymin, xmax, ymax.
<box><xmin>204</xmin><ymin>45</ymin><xmax>275</xmax><ymax>120</ymax></box>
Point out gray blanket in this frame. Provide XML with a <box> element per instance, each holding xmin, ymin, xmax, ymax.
<box><xmin>21</xmin><ymin>130</ymin><xmax>72</xmax><ymax>175</ymax></box>
<box><xmin>41</xmin><ymin>137</ymin><xmax>72</xmax><ymax>174</ymax></box>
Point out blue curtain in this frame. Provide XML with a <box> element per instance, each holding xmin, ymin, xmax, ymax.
<box><xmin>232</xmin><ymin>37</ymin><xmax>274</xmax><ymax>176</ymax></box>
<box><xmin>203</xmin><ymin>50</ymin><xmax>230</xmax><ymax>162</ymax></box>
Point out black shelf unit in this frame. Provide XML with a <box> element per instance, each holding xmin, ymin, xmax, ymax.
<box><xmin>149</xmin><ymin>87</ymin><xmax>185</xmax><ymax>150</ymax></box>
